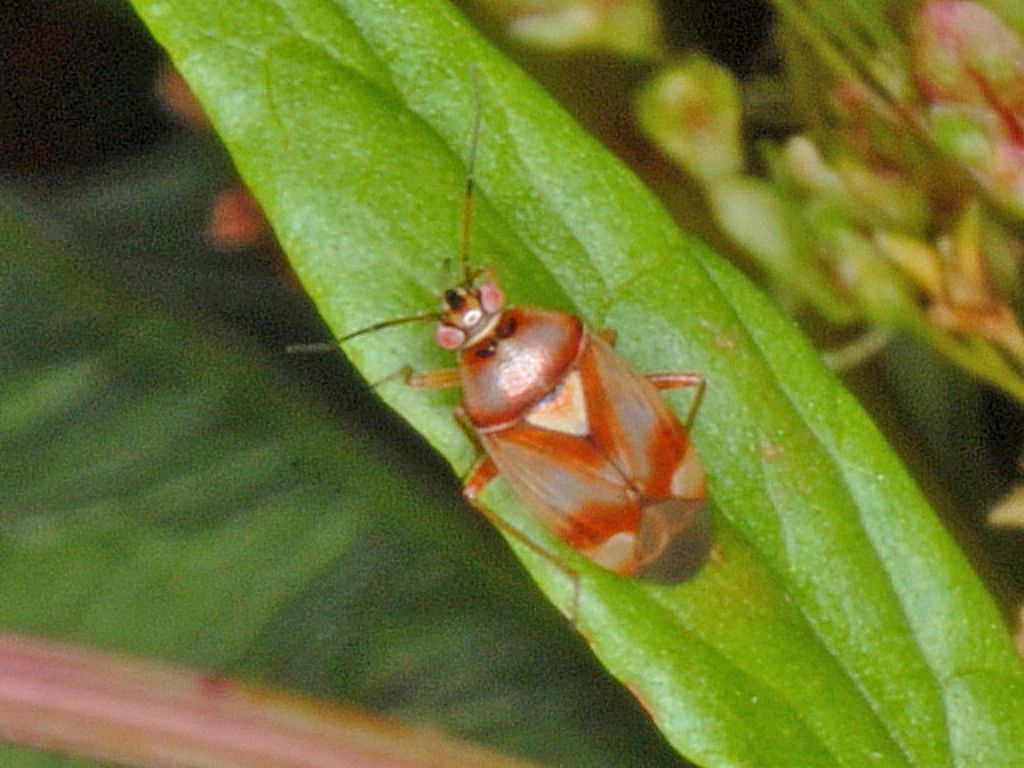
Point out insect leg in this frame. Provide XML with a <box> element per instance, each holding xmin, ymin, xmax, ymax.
<box><xmin>645</xmin><ymin>372</ymin><xmax>704</xmax><ymax>390</ymax></box>
<box><xmin>405</xmin><ymin>367</ymin><xmax>462</xmax><ymax>389</ymax></box>
<box><xmin>461</xmin><ymin>483</ymin><xmax>585</xmax><ymax>623</ymax></box>
<box><xmin>646</xmin><ymin>372</ymin><xmax>705</xmax><ymax>429</ymax></box>
<box><xmin>370</xmin><ymin>365</ymin><xmax>460</xmax><ymax>391</ymax></box>
<box><xmin>453</xmin><ymin>413</ymin><xmax>584</xmax><ymax>622</ymax></box>
<box><xmin>462</xmin><ymin>455</ymin><xmax>499</xmax><ymax>501</ymax></box>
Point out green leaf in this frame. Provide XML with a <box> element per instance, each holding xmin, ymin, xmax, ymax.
<box><xmin>126</xmin><ymin>1</ymin><xmax>1024</xmax><ymax>766</ymax></box>
<box><xmin>0</xmin><ymin>199</ymin><xmax>682</xmax><ymax>768</ymax></box>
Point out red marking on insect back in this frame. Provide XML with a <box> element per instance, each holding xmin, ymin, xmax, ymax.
<box><xmin>561</xmin><ymin>501</ymin><xmax>642</xmax><ymax>550</ymax></box>
<box><xmin>499</xmin><ymin>423</ymin><xmax>616</xmax><ymax>477</ymax></box>
<box><xmin>643</xmin><ymin>423</ymin><xmax>690</xmax><ymax>499</ymax></box>
<box><xmin>576</xmin><ymin>333</ymin><xmax>692</xmax><ymax>499</ymax></box>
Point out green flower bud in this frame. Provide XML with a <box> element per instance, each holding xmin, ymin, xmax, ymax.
<box><xmin>497</xmin><ymin>0</ymin><xmax>663</xmax><ymax>58</ymax></box>
<box><xmin>635</xmin><ymin>56</ymin><xmax>743</xmax><ymax>182</ymax></box>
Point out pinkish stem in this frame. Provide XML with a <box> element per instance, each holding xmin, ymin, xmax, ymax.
<box><xmin>0</xmin><ymin>632</ymin><xmax>534</xmax><ymax>768</ymax></box>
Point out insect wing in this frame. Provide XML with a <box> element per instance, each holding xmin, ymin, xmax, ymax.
<box><xmin>582</xmin><ymin>335</ymin><xmax>710</xmax><ymax>579</ymax></box>
<box><xmin>581</xmin><ymin>333</ymin><xmax>703</xmax><ymax>501</ymax></box>
<box><xmin>477</xmin><ymin>423</ymin><xmax>639</xmax><ymax>548</ymax></box>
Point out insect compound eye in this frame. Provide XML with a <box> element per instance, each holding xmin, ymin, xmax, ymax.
<box><xmin>479</xmin><ymin>283</ymin><xmax>505</xmax><ymax>314</ymax></box>
<box><xmin>444</xmin><ymin>289</ymin><xmax>464</xmax><ymax>310</ymax></box>
<box><xmin>436</xmin><ymin>324</ymin><xmax>466</xmax><ymax>350</ymax></box>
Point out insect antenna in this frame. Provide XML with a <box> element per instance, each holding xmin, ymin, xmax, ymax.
<box><xmin>285</xmin><ymin>310</ymin><xmax>441</xmax><ymax>355</ymax></box>
<box><xmin>291</xmin><ymin>73</ymin><xmax>484</xmax><ymax>358</ymax></box>
<box><xmin>460</xmin><ymin>70</ymin><xmax>483</xmax><ymax>288</ymax></box>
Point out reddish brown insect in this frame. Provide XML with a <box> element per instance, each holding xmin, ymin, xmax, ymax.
<box><xmin>332</xmin><ymin>97</ymin><xmax>711</xmax><ymax>582</ymax></box>
<box><xmin>406</xmin><ymin>269</ymin><xmax>710</xmax><ymax>582</ymax></box>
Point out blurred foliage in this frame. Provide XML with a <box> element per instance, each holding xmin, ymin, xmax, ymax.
<box><xmin>652</xmin><ymin>1</ymin><xmax>1024</xmax><ymax>406</ymax></box>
